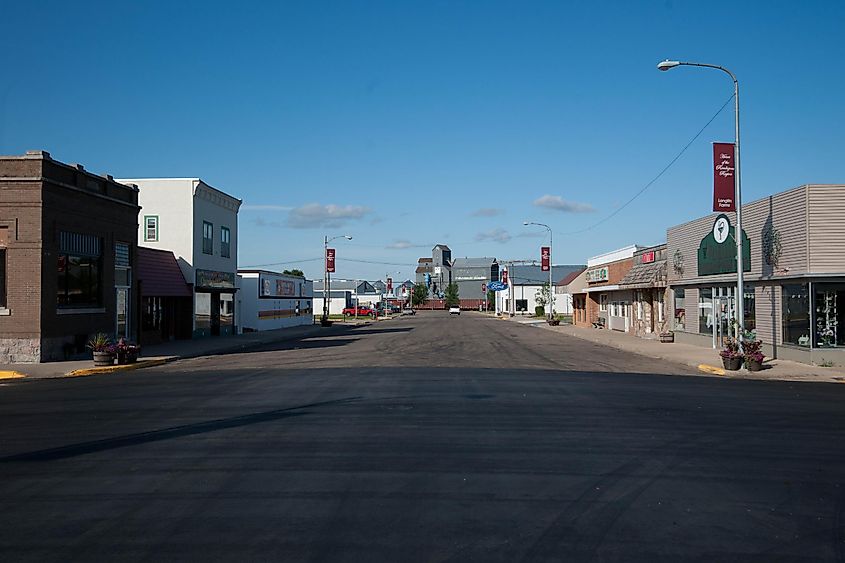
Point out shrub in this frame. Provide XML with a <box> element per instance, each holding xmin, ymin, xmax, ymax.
<box><xmin>535</xmin><ymin>306</ymin><xmax>545</xmax><ymax>317</ymax></box>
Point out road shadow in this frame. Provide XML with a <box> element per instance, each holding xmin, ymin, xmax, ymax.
<box><xmin>0</xmin><ymin>396</ymin><xmax>362</xmax><ymax>462</ymax></box>
<box><xmin>218</xmin><ymin>335</ymin><xmax>361</xmax><ymax>355</ymax></box>
<box><xmin>347</xmin><ymin>327</ymin><xmax>414</xmax><ymax>336</ymax></box>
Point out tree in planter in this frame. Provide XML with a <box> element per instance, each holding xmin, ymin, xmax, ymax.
<box><xmin>412</xmin><ymin>283</ymin><xmax>429</xmax><ymax>307</ymax></box>
<box><xmin>444</xmin><ymin>283</ymin><xmax>460</xmax><ymax>308</ymax></box>
<box><xmin>534</xmin><ymin>282</ymin><xmax>551</xmax><ymax>318</ymax></box>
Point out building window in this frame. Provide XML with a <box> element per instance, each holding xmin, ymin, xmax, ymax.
<box><xmin>599</xmin><ymin>294</ymin><xmax>608</xmax><ymax>312</ymax></box>
<box><xmin>202</xmin><ymin>221</ymin><xmax>213</xmax><ymax>255</ymax></box>
<box><xmin>813</xmin><ymin>283</ymin><xmax>845</xmax><ymax>347</ymax></box>
<box><xmin>58</xmin><ymin>232</ymin><xmax>102</xmax><ymax>308</ymax></box>
<box><xmin>221</xmin><ymin>226</ymin><xmax>231</xmax><ymax>258</ymax></box>
<box><xmin>783</xmin><ymin>284</ymin><xmax>810</xmax><ymax>347</ymax></box>
<box><xmin>674</xmin><ymin>288</ymin><xmax>685</xmax><ymax>331</ymax></box>
<box><xmin>744</xmin><ymin>288</ymin><xmax>756</xmax><ymax>332</ymax></box>
<box><xmin>516</xmin><ymin>299</ymin><xmax>528</xmax><ymax>312</ymax></box>
<box><xmin>657</xmin><ymin>290</ymin><xmax>665</xmax><ymax>323</ymax></box>
<box><xmin>144</xmin><ymin>216</ymin><xmax>159</xmax><ymax>241</ymax></box>
<box><xmin>698</xmin><ymin>287</ymin><xmax>713</xmax><ymax>335</ymax></box>
<box><xmin>636</xmin><ymin>291</ymin><xmax>643</xmax><ymax>320</ymax></box>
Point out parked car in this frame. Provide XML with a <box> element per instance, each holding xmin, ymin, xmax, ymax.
<box><xmin>388</xmin><ymin>304</ymin><xmax>402</xmax><ymax>315</ymax></box>
<box><xmin>449</xmin><ymin>306</ymin><xmax>460</xmax><ymax>315</ymax></box>
<box><xmin>342</xmin><ymin>305</ymin><xmax>376</xmax><ymax>318</ymax></box>
<box><xmin>402</xmin><ymin>308</ymin><xmax>416</xmax><ymax>315</ymax></box>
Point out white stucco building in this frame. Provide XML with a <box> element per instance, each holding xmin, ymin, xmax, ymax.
<box><xmin>118</xmin><ymin>177</ymin><xmax>242</xmax><ymax>338</ymax></box>
<box><xmin>237</xmin><ymin>270</ymin><xmax>313</xmax><ymax>331</ymax></box>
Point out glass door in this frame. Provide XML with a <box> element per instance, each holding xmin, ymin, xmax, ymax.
<box><xmin>116</xmin><ymin>287</ymin><xmax>129</xmax><ymax>340</ymax></box>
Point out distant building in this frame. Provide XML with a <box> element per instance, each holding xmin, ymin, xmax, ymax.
<box><xmin>0</xmin><ymin>151</ymin><xmax>140</xmax><ymax>362</ymax></box>
<box><xmin>497</xmin><ymin>264</ymin><xmax>585</xmax><ymax>315</ymax></box>
<box><xmin>451</xmin><ymin>257</ymin><xmax>499</xmax><ymax>301</ymax></box>
<box><xmin>237</xmin><ymin>270</ymin><xmax>313</xmax><ymax>331</ymax></box>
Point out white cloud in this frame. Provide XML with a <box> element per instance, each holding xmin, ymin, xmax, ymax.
<box><xmin>475</xmin><ymin>227</ymin><xmax>512</xmax><ymax>244</ymax></box>
<box><xmin>241</xmin><ymin>204</ymin><xmax>294</xmax><ymax>211</ymax></box>
<box><xmin>470</xmin><ymin>208</ymin><xmax>504</xmax><ymax>217</ymax></box>
<box><xmin>287</xmin><ymin>203</ymin><xmax>372</xmax><ymax>229</ymax></box>
<box><xmin>386</xmin><ymin>240</ymin><xmax>414</xmax><ymax>249</ymax></box>
<box><xmin>533</xmin><ymin>195</ymin><xmax>595</xmax><ymax>213</ymax></box>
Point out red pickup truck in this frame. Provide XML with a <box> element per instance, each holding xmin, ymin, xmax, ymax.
<box><xmin>342</xmin><ymin>305</ymin><xmax>377</xmax><ymax>318</ymax></box>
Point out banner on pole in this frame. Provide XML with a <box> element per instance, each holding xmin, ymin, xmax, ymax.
<box><xmin>541</xmin><ymin>247</ymin><xmax>550</xmax><ymax>272</ymax></box>
<box><xmin>501</xmin><ymin>269</ymin><xmax>508</xmax><ymax>284</ymax></box>
<box><xmin>326</xmin><ymin>248</ymin><xmax>336</xmax><ymax>273</ymax></box>
<box><xmin>387</xmin><ymin>277</ymin><xmax>393</xmax><ymax>292</ymax></box>
<box><xmin>713</xmin><ymin>142</ymin><xmax>736</xmax><ymax>212</ymax></box>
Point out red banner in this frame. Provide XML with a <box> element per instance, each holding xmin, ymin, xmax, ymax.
<box><xmin>541</xmin><ymin>247</ymin><xmax>550</xmax><ymax>272</ymax></box>
<box><xmin>326</xmin><ymin>248</ymin><xmax>336</xmax><ymax>273</ymax></box>
<box><xmin>387</xmin><ymin>277</ymin><xmax>393</xmax><ymax>292</ymax></box>
<box><xmin>713</xmin><ymin>142</ymin><xmax>736</xmax><ymax>212</ymax></box>
<box><xmin>501</xmin><ymin>269</ymin><xmax>508</xmax><ymax>284</ymax></box>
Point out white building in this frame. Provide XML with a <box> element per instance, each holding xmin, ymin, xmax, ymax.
<box><xmin>496</xmin><ymin>264</ymin><xmax>586</xmax><ymax>316</ymax></box>
<box><xmin>117</xmin><ymin>177</ymin><xmax>242</xmax><ymax>338</ymax></box>
<box><xmin>237</xmin><ymin>270</ymin><xmax>313</xmax><ymax>331</ymax></box>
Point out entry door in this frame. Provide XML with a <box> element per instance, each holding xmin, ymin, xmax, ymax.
<box><xmin>210</xmin><ymin>292</ymin><xmax>221</xmax><ymax>336</ymax></box>
<box><xmin>116</xmin><ymin>288</ymin><xmax>130</xmax><ymax>340</ymax></box>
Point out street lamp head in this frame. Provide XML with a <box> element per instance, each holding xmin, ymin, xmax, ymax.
<box><xmin>523</xmin><ymin>221</ymin><xmax>530</xmax><ymax>226</ymax></box>
<box><xmin>344</xmin><ymin>235</ymin><xmax>353</xmax><ymax>240</ymax></box>
<box><xmin>657</xmin><ymin>60</ymin><xmax>681</xmax><ymax>71</ymax></box>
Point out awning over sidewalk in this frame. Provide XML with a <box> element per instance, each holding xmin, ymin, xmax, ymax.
<box><xmin>137</xmin><ymin>247</ymin><xmax>192</xmax><ymax>297</ymax></box>
<box><xmin>618</xmin><ymin>261</ymin><xmax>667</xmax><ymax>290</ymax></box>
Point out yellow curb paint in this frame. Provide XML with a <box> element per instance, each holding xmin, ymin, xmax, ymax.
<box><xmin>66</xmin><ymin>359</ymin><xmax>170</xmax><ymax>378</ymax></box>
<box><xmin>698</xmin><ymin>364</ymin><xmax>726</xmax><ymax>376</ymax></box>
<box><xmin>0</xmin><ymin>370</ymin><xmax>26</xmax><ymax>379</ymax></box>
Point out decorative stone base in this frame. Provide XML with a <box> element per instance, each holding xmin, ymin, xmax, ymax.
<box><xmin>0</xmin><ymin>338</ymin><xmax>42</xmax><ymax>363</ymax></box>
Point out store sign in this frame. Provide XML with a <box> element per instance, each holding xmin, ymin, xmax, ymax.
<box><xmin>697</xmin><ymin>214</ymin><xmax>751</xmax><ymax>276</ymax></box>
<box><xmin>641</xmin><ymin>251</ymin><xmax>655</xmax><ymax>264</ymax></box>
<box><xmin>260</xmin><ymin>273</ymin><xmax>297</xmax><ymax>297</ymax></box>
<box><xmin>541</xmin><ymin>247</ymin><xmax>550</xmax><ymax>272</ymax></box>
<box><xmin>196</xmin><ymin>269</ymin><xmax>235</xmax><ymax>289</ymax></box>
<box><xmin>713</xmin><ymin>142</ymin><xmax>736</xmax><ymax>212</ymax></box>
<box><xmin>586</xmin><ymin>267</ymin><xmax>609</xmax><ymax>283</ymax></box>
<box><xmin>326</xmin><ymin>248</ymin><xmax>336</xmax><ymax>273</ymax></box>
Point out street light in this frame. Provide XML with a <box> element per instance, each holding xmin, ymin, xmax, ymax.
<box><xmin>323</xmin><ymin>234</ymin><xmax>352</xmax><ymax>323</ymax></box>
<box><xmin>524</xmin><ymin>221</ymin><xmax>554</xmax><ymax>320</ymax></box>
<box><xmin>657</xmin><ymin>59</ymin><xmax>745</xmax><ymax>343</ymax></box>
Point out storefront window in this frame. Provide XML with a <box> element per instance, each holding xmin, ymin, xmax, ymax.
<box><xmin>515</xmin><ymin>299</ymin><xmax>528</xmax><ymax>312</ymax></box>
<box><xmin>599</xmin><ymin>294</ymin><xmax>607</xmax><ymax>312</ymax></box>
<box><xmin>195</xmin><ymin>292</ymin><xmax>211</xmax><ymax>331</ymax></box>
<box><xmin>220</xmin><ymin>293</ymin><xmax>234</xmax><ymax>327</ymax></box>
<box><xmin>698</xmin><ymin>288</ymin><xmax>713</xmax><ymax>334</ymax></box>
<box><xmin>657</xmin><ymin>291</ymin><xmax>665</xmax><ymax>323</ymax></box>
<box><xmin>782</xmin><ymin>284</ymin><xmax>810</xmax><ymax>347</ymax></box>
<box><xmin>58</xmin><ymin>255</ymin><xmax>102</xmax><ymax>307</ymax></box>
<box><xmin>674</xmin><ymin>288</ymin><xmax>685</xmax><ymax>331</ymax></box>
<box><xmin>814</xmin><ymin>283</ymin><xmax>845</xmax><ymax>347</ymax></box>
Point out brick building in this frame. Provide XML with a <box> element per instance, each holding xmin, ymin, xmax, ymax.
<box><xmin>619</xmin><ymin>244</ymin><xmax>669</xmax><ymax>337</ymax></box>
<box><xmin>572</xmin><ymin>245</ymin><xmax>641</xmax><ymax>331</ymax></box>
<box><xmin>0</xmin><ymin>151</ymin><xmax>140</xmax><ymax>362</ymax></box>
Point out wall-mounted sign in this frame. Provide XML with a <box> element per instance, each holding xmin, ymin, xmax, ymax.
<box><xmin>501</xmin><ymin>269</ymin><xmax>509</xmax><ymax>284</ymax></box>
<box><xmin>586</xmin><ymin>267</ymin><xmax>609</xmax><ymax>283</ymax></box>
<box><xmin>487</xmin><ymin>281</ymin><xmax>508</xmax><ymax>292</ymax></box>
<box><xmin>713</xmin><ymin>142</ymin><xmax>736</xmax><ymax>212</ymax></box>
<box><xmin>196</xmin><ymin>269</ymin><xmax>235</xmax><ymax>289</ymax></box>
<box><xmin>697</xmin><ymin>214</ymin><xmax>751</xmax><ymax>276</ymax></box>
<box><xmin>260</xmin><ymin>273</ymin><xmax>297</xmax><ymax>298</ymax></box>
<box><xmin>641</xmin><ymin>251</ymin><xmax>655</xmax><ymax>264</ymax></box>
<box><xmin>326</xmin><ymin>248</ymin><xmax>336</xmax><ymax>273</ymax></box>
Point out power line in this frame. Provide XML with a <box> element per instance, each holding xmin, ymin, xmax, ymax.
<box><xmin>560</xmin><ymin>93</ymin><xmax>735</xmax><ymax>236</ymax></box>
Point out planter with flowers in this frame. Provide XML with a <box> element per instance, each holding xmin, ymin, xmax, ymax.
<box><xmin>87</xmin><ymin>333</ymin><xmax>115</xmax><ymax>366</ymax></box>
<box><xmin>742</xmin><ymin>336</ymin><xmax>765</xmax><ymax>372</ymax></box>
<box><xmin>719</xmin><ymin>337</ymin><xmax>743</xmax><ymax>371</ymax></box>
<box><xmin>115</xmin><ymin>338</ymin><xmax>141</xmax><ymax>365</ymax></box>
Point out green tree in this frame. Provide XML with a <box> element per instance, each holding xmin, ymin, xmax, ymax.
<box><xmin>444</xmin><ymin>283</ymin><xmax>460</xmax><ymax>307</ymax></box>
<box><xmin>412</xmin><ymin>283</ymin><xmax>428</xmax><ymax>306</ymax></box>
<box><xmin>534</xmin><ymin>282</ymin><xmax>553</xmax><ymax>318</ymax></box>
<box><xmin>486</xmin><ymin>290</ymin><xmax>495</xmax><ymax>310</ymax></box>
<box><xmin>283</xmin><ymin>269</ymin><xmax>304</xmax><ymax>277</ymax></box>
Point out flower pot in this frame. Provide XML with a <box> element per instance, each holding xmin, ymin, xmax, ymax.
<box><xmin>92</xmin><ymin>351</ymin><xmax>115</xmax><ymax>367</ymax></box>
<box><xmin>722</xmin><ymin>356</ymin><xmax>742</xmax><ymax>371</ymax></box>
<box><xmin>745</xmin><ymin>359</ymin><xmax>763</xmax><ymax>372</ymax></box>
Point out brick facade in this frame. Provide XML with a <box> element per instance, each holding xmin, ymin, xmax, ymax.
<box><xmin>0</xmin><ymin>151</ymin><xmax>140</xmax><ymax>362</ymax></box>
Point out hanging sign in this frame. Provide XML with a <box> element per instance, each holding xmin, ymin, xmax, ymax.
<box><xmin>541</xmin><ymin>247</ymin><xmax>550</xmax><ymax>272</ymax></box>
<box><xmin>387</xmin><ymin>277</ymin><xmax>393</xmax><ymax>292</ymax></box>
<box><xmin>501</xmin><ymin>269</ymin><xmax>508</xmax><ymax>284</ymax></box>
<box><xmin>487</xmin><ymin>281</ymin><xmax>508</xmax><ymax>292</ymax></box>
<box><xmin>326</xmin><ymin>248</ymin><xmax>336</xmax><ymax>273</ymax></box>
<box><xmin>713</xmin><ymin>142</ymin><xmax>736</xmax><ymax>212</ymax></box>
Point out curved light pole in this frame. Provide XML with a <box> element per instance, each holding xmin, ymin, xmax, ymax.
<box><xmin>323</xmin><ymin>234</ymin><xmax>352</xmax><ymax>323</ymax></box>
<box><xmin>657</xmin><ymin>59</ymin><xmax>745</xmax><ymax>343</ymax></box>
<box><xmin>524</xmin><ymin>221</ymin><xmax>554</xmax><ymax>320</ymax></box>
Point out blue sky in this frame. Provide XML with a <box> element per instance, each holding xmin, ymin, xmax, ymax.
<box><xmin>2</xmin><ymin>1</ymin><xmax>843</xmax><ymax>282</ymax></box>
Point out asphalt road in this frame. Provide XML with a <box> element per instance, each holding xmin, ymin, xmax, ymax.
<box><xmin>2</xmin><ymin>312</ymin><xmax>845</xmax><ymax>562</ymax></box>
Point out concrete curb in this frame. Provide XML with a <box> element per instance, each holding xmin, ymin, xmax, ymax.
<box><xmin>698</xmin><ymin>364</ymin><xmax>726</xmax><ymax>376</ymax></box>
<box><xmin>0</xmin><ymin>370</ymin><xmax>27</xmax><ymax>380</ymax></box>
<box><xmin>66</xmin><ymin>357</ymin><xmax>178</xmax><ymax>377</ymax></box>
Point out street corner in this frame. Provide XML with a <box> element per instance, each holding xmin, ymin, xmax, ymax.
<box><xmin>0</xmin><ymin>370</ymin><xmax>27</xmax><ymax>380</ymax></box>
<box><xmin>66</xmin><ymin>357</ymin><xmax>177</xmax><ymax>378</ymax></box>
<box><xmin>698</xmin><ymin>364</ymin><xmax>726</xmax><ymax>376</ymax></box>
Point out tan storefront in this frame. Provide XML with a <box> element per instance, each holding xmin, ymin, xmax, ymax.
<box><xmin>667</xmin><ymin>184</ymin><xmax>845</xmax><ymax>366</ymax></box>
<box><xmin>573</xmin><ymin>245</ymin><xmax>639</xmax><ymax>332</ymax></box>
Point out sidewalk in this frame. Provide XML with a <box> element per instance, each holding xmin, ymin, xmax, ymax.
<box><xmin>0</xmin><ymin>321</ymin><xmax>370</xmax><ymax>381</ymax></box>
<box><xmin>503</xmin><ymin>315</ymin><xmax>845</xmax><ymax>384</ymax></box>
